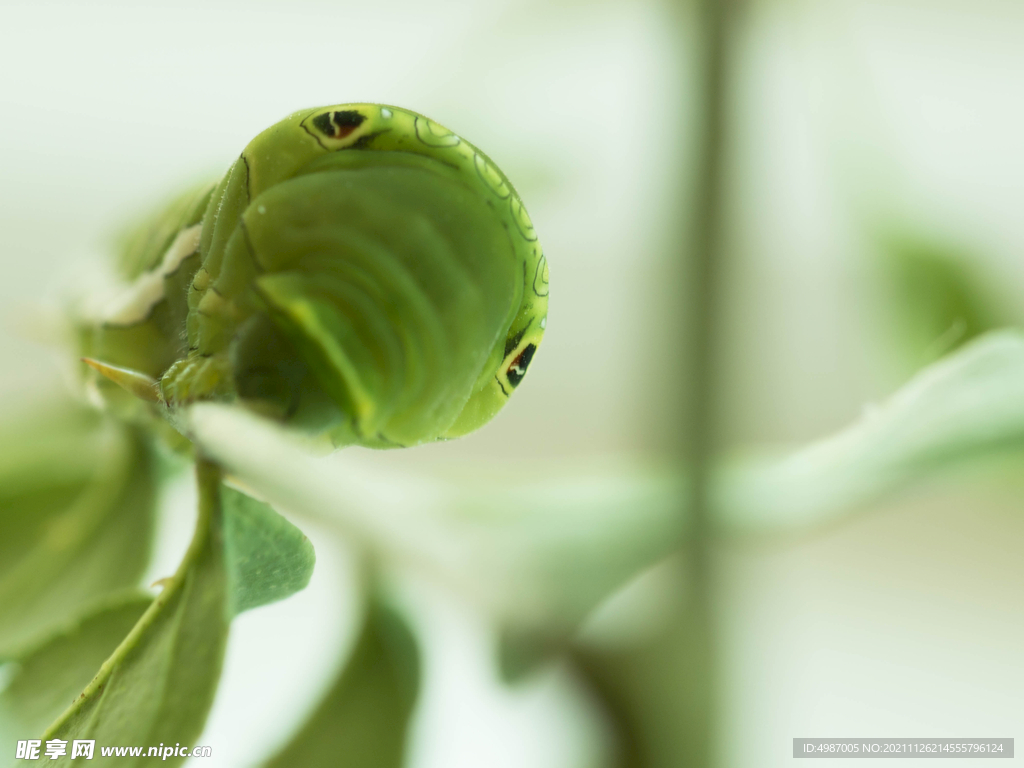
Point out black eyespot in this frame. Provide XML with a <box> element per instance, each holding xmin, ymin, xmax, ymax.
<box><xmin>506</xmin><ymin>343</ymin><xmax>536</xmax><ymax>388</ymax></box>
<box><xmin>311</xmin><ymin>112</ymin><xmax>334</xmax><ymax>136</ymax></box>
<box><xmin>311</xmin><ymin>110</ymin><xmax>366</xmax><ymax>139</ymax></box>
<box><xmin>332</xmin><ymin>110</ymin><xmax>366</xmax><ymax>128</ymax></box>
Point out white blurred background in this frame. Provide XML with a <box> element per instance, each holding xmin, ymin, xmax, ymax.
<box><xmin>1</xmin><ymin>0</ymin><xmax>1022</xmax><ymax>765</ymax></box>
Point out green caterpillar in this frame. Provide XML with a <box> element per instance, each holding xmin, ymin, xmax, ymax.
<box><xmin>83</xmin><ymin>104</ymin><xmax>548</xmax><ymax>448</ymax></box>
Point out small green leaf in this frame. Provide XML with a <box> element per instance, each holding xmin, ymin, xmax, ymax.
<box><xmin>114</xmin><ymin>180</ymin><xmax>213</xmax><ymax>281</ymax></box>
<box><xmin>0</xmin><ymin>593</ymin><xmax>151</xmax><ymax>765</ymax></box>
<box><xmin>878</xmin><ymin>235</ymin><xmax>1006</xmax><ymax>368</ymax></box>
<box><xmin>264</xmin><ymin>597</ymin><xmax>419</xmax><ymax>768</ymax></box>
<box><xmin>222</xmin><ymin>485</ymin><xmax>315</xmax><ymax>616</ymax></box>
<box><xmin>42</xmin><ymin>462</ymin><xmax>230</xmax><ymax>767</ymax></box>
<box><xmin>0</xmin><ymin>400</ymin><xmax>157</xmax><ymax>658</ymax></box>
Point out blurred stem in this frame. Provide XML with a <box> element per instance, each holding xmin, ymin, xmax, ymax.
<box><xmin>682</xmin><ymin>0</ymin><xmax>732</xmax><ymax>764</ymax></box>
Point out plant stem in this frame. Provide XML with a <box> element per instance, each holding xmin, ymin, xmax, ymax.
<box><xmin>43</xmin><ymin>457</ymin><xmax>224</xmax><ymax>739</ymax></box>
<box><xmin>682</xmin><ymin>0</ymin><xmax>732</xmax><ymax>764</ymax></box>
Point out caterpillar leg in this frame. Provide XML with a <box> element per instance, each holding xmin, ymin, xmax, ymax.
<box><xmin>160</xmin><ymin>354</ymin><xmax>235</xmax><ymax>405</ymax></box>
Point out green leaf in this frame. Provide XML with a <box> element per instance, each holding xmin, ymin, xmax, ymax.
<box><xmin>222</xmin><ymin>485</ymin><xmax>315</xmax><ymax>616</ymax></box>
<box><xmin>0</xmin><ymin>593</ymin><xmax>151</xmax><ymax>766</ymax></box>
<box><xmin>0</xmin><ymin>399</ymin><xmax>157</xmax><ymax>658</ymax></box>
<box><xmin>878</xmin><ymin>235</ymin><xmax>1007</xmax><ymax>368</ymax></box>
<box><xmin>719</xmin><ymin>330</ymin><xmax>1024</xmax><ymax>532</ymax></box>
<box><xmin>114</xmin><ymin>180</ymin><xmax>213</xmax><ymax>281</ymax></box>
<box><xmin>264</xmin><ymin>597</ymin><xmax>419</xmax><ymax>768</ymax></box>
<box><xmin>42</xmin><ymin>462</ymin><xmax>230</xmax><ymax>767</ymax></box>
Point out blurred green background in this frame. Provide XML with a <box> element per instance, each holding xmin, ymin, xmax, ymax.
<box><xmin>1</xmin><ymin>0</ymin><xmax>1022</xmax><ymax>766</ymax></box>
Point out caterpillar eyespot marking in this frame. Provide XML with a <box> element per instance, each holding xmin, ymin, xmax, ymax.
<box><xmin>311</xmin><ymin>109</ymin><xmax>366</xmax><ymax>139</ymax></box>
<box><xmin>506</xmin><ymin>343</ymin><xmax>537</xmax><ymax>389</ymax></box>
